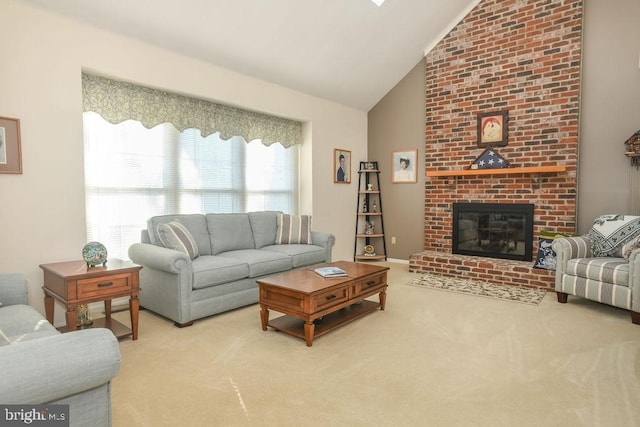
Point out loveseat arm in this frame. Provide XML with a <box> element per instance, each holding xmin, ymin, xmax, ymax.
<box><xmin>0</xmin><ymin>328</ymin><xmax>120</xmax><ymax>404</ymax></box>
<box><xmin>311</xmin><ymin>231</ymin><xmax>336</xmax><ymax>262</ymax></box>
<box><xmin>128</xmin><ymin>242</ymin><xmax>191</xmax><ymax>274</ymax></box>
<box><xmin>0</xmin><ymin>273</ymin><xmax>28</xmax><ymax>307</ymax></box>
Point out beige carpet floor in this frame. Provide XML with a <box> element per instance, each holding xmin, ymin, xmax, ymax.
<box><xmin>109</xmin><ymin>262</ymin><xmax>640</xmax><ymax>426</ymax></box>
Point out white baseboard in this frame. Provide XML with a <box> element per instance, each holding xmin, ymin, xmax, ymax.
<box><xmin>387</xmin><ymin>258</ymin><xmax>409</xmax><ymax>264</ymax></box>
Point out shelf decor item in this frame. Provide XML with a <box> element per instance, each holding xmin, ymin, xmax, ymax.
<box><xmin>82</xmin><ymin>241</ymin><xmax>108</xmax><ymax>267</ymax></box>
<box><xmin>364</xmin><ymin>245</ymin><xmax>376</xmax><ymax>256</ymax></box>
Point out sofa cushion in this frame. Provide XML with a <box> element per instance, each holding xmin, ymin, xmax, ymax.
<box><xmin>566</xmin><ymin>257</ymin><xmax>629</xmax><ymax>287</ymax></box>
<box><xmin>191</xmin><ymin>256</ymin><xmax>250</xmax><ymax>290</ymax></box>
<box><xmin>275</xmin><ymin>213</ymin><xmax>312</xmax><ymax>244</ymax></box>
<box><xmin>207</xmin><ymin>214</ymin><xmax>256</xmax><ymax>255</ymax></box>
<box><xmin>217</xmin><ymin>250</ymin><xmax>292</xmax><ymax>277</ymax></box>
<box><xmin>248</xmin><ymin>211</ymin><xmax>279</xmax><ymax>249</ymax></box>
<box><xmin>261</xmin><ymin>244</ymin><xmax>327</xmax><ymax>268</ymax></box>
<box><xmin>157</xmin><ymin>221</ymin><xmax>200</xmax><ymax>260</ymax></box>
<box><xmin>147</xmin><ymin>214</ymin><xmax>212</xmax><ymax>255</ymax></box>
<box><xmin>0</xmin><ymin>305</ymin><xmax>59</xmax><ymax>346</ymax></box>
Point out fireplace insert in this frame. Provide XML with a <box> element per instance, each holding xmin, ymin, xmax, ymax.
<box><xmin>452</xmin><ymin>203</ymin><xmax>534</xmax><ymax>261</ymax></box>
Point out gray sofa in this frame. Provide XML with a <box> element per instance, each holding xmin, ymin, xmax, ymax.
<box><xmin>128</xmin><ymin>211</ymin><xmax>335</xmax><ymax>327</ymax></box>
<box><xmin>0</xmin><ymin>273</ymin><xmax>121</xmax><ymax>426</ymax></box>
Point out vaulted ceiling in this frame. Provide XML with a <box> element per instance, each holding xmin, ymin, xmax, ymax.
<box><xmin>22</xmin><ymin>0</ymin><xmax>479</xmax><ymax>111</ymax></box>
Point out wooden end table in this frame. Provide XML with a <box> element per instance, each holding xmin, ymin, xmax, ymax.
<box><xmin>258</xmin><ymin>261</ymin><xmax>389</xmax><ymax>346</ymax></box>
<box><xmin>40</xmin><ymin>259</ymin><xmax>142</xmax><ymax>340</ymax></box>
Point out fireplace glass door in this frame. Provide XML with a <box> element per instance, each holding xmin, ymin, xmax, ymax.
<box><xmin>452</xmin><ymin>203</ymin><xmax>534</xmax><ymax>261</ymax></box>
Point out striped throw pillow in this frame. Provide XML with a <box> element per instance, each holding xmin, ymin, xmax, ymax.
<box><xmin>157</xmin><ymin>221</ymin><xmax>200</xmax><ymax>259</ymax></box>
<box><xmin>275</xmin><ymin>214</ymin><xmax>312</xmax><ymax>245</ymax></box>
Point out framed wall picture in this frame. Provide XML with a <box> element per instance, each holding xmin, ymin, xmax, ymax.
<box><xmin>0</xmin><ymin>116</ymin><xmax>22</xmax><ymax>174</ymax></box>
<box><xmin>477</xmin><ymin>110</ymin><xmax>508</xmax><ymax>147</ymax></box>
<box><xmin>334</xmin><ymin>148</ymin><xmax>351</xmax><ymax>183</ymax></box>
<box><xmin>392</xmin><ymin>149</ymin><xmax>417</xmax><ymax>183</ymax></box>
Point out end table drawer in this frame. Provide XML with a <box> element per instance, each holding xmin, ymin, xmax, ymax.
<box><xmin>77</xmin><ymin>274</ymin><xmax>131</xmax><ymax>298</ymax></box>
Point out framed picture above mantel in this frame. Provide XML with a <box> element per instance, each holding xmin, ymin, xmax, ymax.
<box><xmin>0</xmin><ymin>116</ymin><xmax>22</xmax><ymax>174</ymax></box>
<box><xmin>477</xmin><ymin>110</ymin><xmax>508</xmax><ymax>148</ymax></box>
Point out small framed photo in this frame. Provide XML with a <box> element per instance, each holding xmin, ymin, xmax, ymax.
<box><xmin>0</xmin><ymin>116</ymin><xmax>22</xmax><ymax>174</ymax></box>
<box><xmin>334</xmin><ymin>148</ymin><xmax>351</xmax><ymax>183</ymax></box>
<box><xmin>477</xmin><ymin>110</ymin><xmax>508</xmax><ymax>147</ymax></box>
<box><xmin>392</xmin><ymin>149</ymin><xmax>417</xmax><ymax>184</ymax></box>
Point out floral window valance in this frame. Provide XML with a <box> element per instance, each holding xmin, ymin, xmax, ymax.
<box><xmin>81</xmin><ymin>73</ymin><xmax>302</xmax><ymax>147</ymax></box>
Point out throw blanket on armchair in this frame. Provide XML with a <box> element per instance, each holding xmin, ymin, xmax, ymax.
<box><xmin>588</xmin><ymin>215</ymin><xmax>640</xmax><ymax>257</ymax></box>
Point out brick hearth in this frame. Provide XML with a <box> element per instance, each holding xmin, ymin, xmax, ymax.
<box><xmin>409</xmin><ymin>0</ymin><xmax>583</xmax><ymax>290</ymax></box>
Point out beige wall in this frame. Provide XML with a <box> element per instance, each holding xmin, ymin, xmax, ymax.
<box><xmin>368</xmin><ymin>0</ymin><xmax>640</xmax><ymax>258</ymax></box>
<box><xmin>368</xmin><ymin>61</ymin><xmax>426</xmax><ymax>260</ymax></box>
<box><xmin>0</xmin><ymin>1</ymin><xmax>366</xmax><ymax>320</ymax></box>
<box><xmin>578</xmin><ymin>0</ymin><xmax>640</xmax><ymax>232</ymax></box>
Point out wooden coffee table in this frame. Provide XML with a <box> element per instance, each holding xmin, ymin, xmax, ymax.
<box><xmin>258</xmin><ymin>261</ymin><xmax>389</xmax><ymax>346</ymax></box>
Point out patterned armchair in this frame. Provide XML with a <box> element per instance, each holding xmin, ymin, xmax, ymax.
<box><xmin>552</xmin><ymin>215</ymin><xmax>640</xmax><ymax>324</ymax></box>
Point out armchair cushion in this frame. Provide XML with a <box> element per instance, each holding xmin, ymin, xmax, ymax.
<box><xmin>565</xmin><ymin>258</ymin><xmax>629</xmax><ymax>287</ymax></box>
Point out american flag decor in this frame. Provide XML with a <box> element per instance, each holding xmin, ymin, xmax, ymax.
<box><xmin>470</xmin><ymin>148</ymin><xmax>510</xmax><ymax>169</ymax></box>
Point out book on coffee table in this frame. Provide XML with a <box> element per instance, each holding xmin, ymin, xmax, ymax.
<box><xmin>314</xmin><ymin>266</ymin><xmax>348</xmax><ymax>278</ymax></box>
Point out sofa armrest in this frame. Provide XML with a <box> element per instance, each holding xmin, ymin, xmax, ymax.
<box><xmin>311</xmin><ymin>231</ymin><xmax>336</xmax><ymax>262</ymax></box>
<box><xmin>0</xmin><ymin>273</ymin><xmax>28</xmax><ymax>307</ymax></box>
<box><xmin>0</xmin><ymin>328</ymin><xmax>120</xmax><ymax>404</ymax></box>
<box><xmin>128</xmin><ymin>242</ymin><xmax>191</xmax><ymax>274</ymax></box>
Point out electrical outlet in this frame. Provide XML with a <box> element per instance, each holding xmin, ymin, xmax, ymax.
<box><xmin>391</xmin><ymin>236</ymin><xmax>396</xmax><ymax>244</ymax></box>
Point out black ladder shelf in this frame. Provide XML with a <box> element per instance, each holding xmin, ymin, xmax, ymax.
<box><xmin>354</xmin><ymin>161</ymin><xmax>387</xmax><ymax>261</ymax></box>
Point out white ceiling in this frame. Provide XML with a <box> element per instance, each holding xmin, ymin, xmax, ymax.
<box><xmin>22</xmin><ymin>0</ymin><xmax>478</xmax><ymax>111</ymax></box>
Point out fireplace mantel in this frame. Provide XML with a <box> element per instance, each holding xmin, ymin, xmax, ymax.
<box><xmin>426</xmin><ymin>165</ymin><xmax>567</xmax><ymax>177</ymax></box>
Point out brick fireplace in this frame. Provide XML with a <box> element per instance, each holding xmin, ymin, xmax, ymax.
<box><xmin>409</xmin><ymin>0</ymin><xmax>583</xmax><ymax>290</ymax></box>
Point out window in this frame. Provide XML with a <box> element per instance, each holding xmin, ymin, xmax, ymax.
<box><xmin>83</xmin><ymin>112</ymin><xmax>299</xmax><ymax>260</ymax></box>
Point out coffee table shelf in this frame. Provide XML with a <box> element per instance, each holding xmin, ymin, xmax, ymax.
<box><xmin>268</xmin><ymin>300</ymin><xmax>380</xmax><ymax>341</ymax></box>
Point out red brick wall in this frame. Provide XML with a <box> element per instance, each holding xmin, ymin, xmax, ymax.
<box><xmin>409</xmin><ymin>0</ymin><xmax>583</xmax><ymax>289</ymax></box>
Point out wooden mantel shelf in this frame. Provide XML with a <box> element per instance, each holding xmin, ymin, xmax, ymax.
<box><xmin>426</xmin><ymin>165</ymin><xmax>567</xmax><ymax>177</ymax></box>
